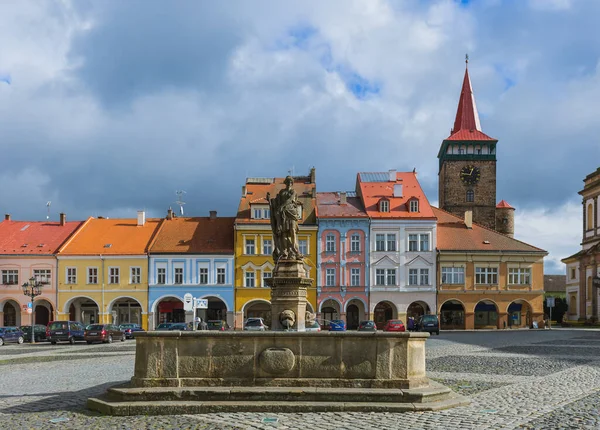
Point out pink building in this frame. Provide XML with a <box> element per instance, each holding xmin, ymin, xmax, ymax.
<box><xmin>0</xmin><ymin>213</ymin><xmax>82</xmax><ymax>327</ymax></box>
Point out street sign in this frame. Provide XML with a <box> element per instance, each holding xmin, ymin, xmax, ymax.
<box><xmin>183</xmin><ymin>293</ymin><xmax>194</xmax><ymax>312</ymax></box>
<box><xmin>26</xmin><ymin>308</ymin><xmax>32</xmax><ymax>314</ymax></box>
<box><xmin>546</xmin><ymin>297</ymin><xmax>555</xmax><ymax>308</ymax></box>
<box><xmin>27</xmin><ymin>302</ymin><xmax>32</xmax><ymax>309</ymax></box>
<box><xmin>194</xmin><ymin>299</ymin><xmax>208</xmax><ymax>309</ymax></box>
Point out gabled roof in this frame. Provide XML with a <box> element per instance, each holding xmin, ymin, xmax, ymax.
<box><xmin>544</xmin><ymin>275</ymin><xmax>566</xmax><ymax>293</ymax></box>
<box><xmin>58</xmin><ymin>218</ymin><xmax>162</xmax><ymax>255</ymax></box>
<box><xmin>445</xmin><ymin>65</ymin><xmax>496</xmax><ymax>142</ymax></box>
<box><xmin>357</xmin><ymin>171</ymin><xmax>435</xmax><ymax>220</ymax></box>
<box><xmin>149</xmin><ymin>217</ymin><xmax>235</xmax><ymax>254</ymax></box>
<box><xmin>236</xmin><ymin>175</ymin><xmax>316</xmax><ymax>225</ymax></box>
<box><xmin>496</xmin><ymin>200</ymin><xmax>514</xmax><ymax>209</ymax></box>
<box><xmin>434</xmin><ymin>207</ymin><xmax>546</xmax><ymax>253</ymax></box>
<box><xmin>0</xmin><ymin>220</ymin><xmax>84</xmax><ymax>254</ymax></box>
<box><xmin>317</xmin><ymin>192</ymin><xmax>368</xmax><ymax>218</ymax></box>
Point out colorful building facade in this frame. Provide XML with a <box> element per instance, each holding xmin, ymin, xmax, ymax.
<box><xmin>316</xmin><ymin>191</ymin><xmax>370</xmax><ymax>329</ymax></box>
<box><xmin>56</xmin><ymin>212</ymin><xmax>161</xmax><ymax>330</ymax></box>
<box><xmin>234</xmin><ymin>169</ymin><xmax>318</xmax><ymax>329</ymax></box>
<box><xmin>147</xmin><ymin>210</ymin><xmax>235</xmax><ymax>329</ymax></box>
<box><xmin>0</xmin><ymin>213</ymin><xmax>82</xmax><ymax>327</ymax></box>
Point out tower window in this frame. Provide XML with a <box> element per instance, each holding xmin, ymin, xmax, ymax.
<box><xmin>466</xmin><ymin>190</ymin><xmax>474</xmax><ymax>202</ymax></box>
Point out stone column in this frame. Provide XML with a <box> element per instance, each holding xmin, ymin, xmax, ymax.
<box><xmin>464</xmin><ymin>312</ymin><xmax>475</xmax><ymax>330</ymax></box>
<box><xmin>267</xmin><ymin>260</ymin><xmax>312</xmax><ymax>331</ymax></box>
<box><xmin>579</xmin><ymin>264</ymin><xmax>587</xmax><ymax>321</ymax></box>
<box><xmin>498</xmin><ymin>312</ymin><xmax>508</xmax><ymax>329</ymax></box>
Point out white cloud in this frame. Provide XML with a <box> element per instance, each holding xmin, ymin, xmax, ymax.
<box><xmin>529</xmin><ymin>0</ymin><xmax>573</xmax><ymax>11</ymax></box>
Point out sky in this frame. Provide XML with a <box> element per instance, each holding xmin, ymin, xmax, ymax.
<box><xmin>0</xmin><ymin>0</ymin><xmax>598</xmax><ymax>274</ymax></box>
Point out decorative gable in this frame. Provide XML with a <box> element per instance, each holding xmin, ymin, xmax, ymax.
<box><xmin>373</xmin><ymin>255</ymin><xmax>399</xmax><ymax>267</ymax></box>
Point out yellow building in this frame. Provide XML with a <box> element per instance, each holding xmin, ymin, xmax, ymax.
<box><xmin>56</xmin><ymin>212</ymin><xmax>161</xmax><ymax>330</ymax></box>
<box><xmin>234</xmin><ymin>169</ymin><xmax>318</xmax><ymax>328</ymax></box>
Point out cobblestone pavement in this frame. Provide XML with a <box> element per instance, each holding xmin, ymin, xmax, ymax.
<box><xmin>1</xmin><ymin>329</ymin><xmax>599</xmax><ymax>429</ymax></box>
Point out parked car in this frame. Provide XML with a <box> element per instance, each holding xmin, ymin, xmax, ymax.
<box><xmin>119</xmin><ymin>323</ymin><xmax>145</xmax><ymax>339</ymax></box>
<box><xmin>243</xmin><ymin>318</ymin><xmax>268</xmax><ymax>331</ymax></box>
<box><xmin>207</xmin><ymin>320</ymin><xmax>231</xmax><ymax>331</ymax></box>
<box><xmin>169</xmin><ymin>322</ymin><xmax>191</xmax><ymax>331</ymax></box>
<box><xmin>304</xmin><ymin>321</ymin><xmax>321</xmax><ymax>332</ymax></box>
<box><xmin>47</xmin><ymin>321</ymin><xmax>86</xmax><ymax>345</ymax></box>
<box><xmin>329</xmin><ymin>320</ymin><xmax>346</xmax><ymax>331</ymax></box>
<box><xmin>20</xmin><ymin>324</ymin><xmax>47</xmax><ymax>342</ymax></box>
<box><xmin>357</xmin><ymin>320</ymin><xmax>377</xmax><ymax>332</ymax></box>
<box><xmin>156</xmin><ymin>323</ymin><xmax>174</xmax><ymax>331</ymax></box>
<box><xmin>416</xmin><ymin>314</ymin><xmax>440</xmax><ymax>335</ymax></box>
<box><xmin>84</xmin><ymin>324</ymin><xmax>126</xmax><ymax>344</ymax></box>
<box><xmin>0</xmin><ymin>327</ymin><xmax>25</xmax><ymax>346</ymax></box>
<box><xmin>383</xmin><ymin>319</ymin><xmax>406</xmax><ymax>332</ymax></box>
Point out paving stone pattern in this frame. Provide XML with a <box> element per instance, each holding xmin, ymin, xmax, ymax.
<box><xmin>1</xmin><ymin>329</ymin><xmax>599</xmax><ymax>429</ymax></box>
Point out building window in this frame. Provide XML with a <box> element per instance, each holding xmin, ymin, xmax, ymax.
<box><xmin>419</xmin><ymin>268</ymin><xmax>429</xmax><ymax>285</ymax></box>
<box><xmin>408</xmin><ymin>234</ymin><xmax>418</xmax><ymax>252</ymax></box>
<box><xmin>130</xmin><ymin>267</ymin><xmax>141</xmax><ymax>284</ymax></box>
<box><xmin>2</xmin><ymin>270</ymin><xmax>19</xmax><ymax>285</ymax></box>
<box><xmin>252</xmin><ymin>207</ymin><xmax>270</xmax><ymax>219</ymax></box>
<box><xmin>458</xmin><ymin>147</ymin><xmax>465</xmax><ymax>154</ymax></box>
<box><xmin>587</xmin><ymin>204</ymin><xmax>594</xmax><ymax>230</ymax></box>
<box><xmin>466</xmin><ymin>189</ymin><xmax>474</xmax><ymax>202</ymax></box>
<box><xmin>65</xmin><ymin>267</ymin><xmax>77</xmax><ymax>284</ymax></box>
<box><xmin>476</xmin><ymin>147</ymin><xmax>482</xmax><ymax>155</ymax></box>
<box><xmin>263</xmin><ymin>239</ymin><xmax>272</xmax><ymax>256</ymax></box>
<box><xmin>262</xmin><ymin>271</ymin><xmax>272</xmax><ymax>287</ymax></box>
<box><xmin>325</xmin><ymin>235</ymin><xmax>336</xmax><ymax>252</ymax></box>
<box><xmin>86</xmin><ymin>267</ymin><xmax>98</xmax><ymax>284</ymax></box>
<box><xmin>174</xmin><ymin>267</ymin><xmax>183</xmax><ymax>284</ymax></box>
<box><xmin>508</xmin><ymin>268</ymin><xmax>531</xmax><ymax>285</ymax></box>
<box><xmin>441</xmin><ymin>267</ymin><xmax>464</xmax><ymax>284</ymax></box>
<box><xmin>409</xmin><ymin>200</ymin><xmax>419</xmax><ymax>212</ymax></box>
<box><xmin>157</xmin><ymin>268</ymin><xmax>166</xmax><ymax>284</ymax></box>
<box><xmin>217</xmin><ymin>268</ymin><xmax>226</xmax><ymax>284</ymax></box>
<box><xmin>475</xmin><ymin>267</ymin><xmax>498</xmax><ymax>284</ymax></box>
<box><xmin>375</xmin><ymin>234</ymin><xmax>386</xmax><ymax>252</ymax></box>
<box><xmin>386</xmin><ymin>269</ymin><xmax>396</xmax><ymax>286</ymax></box>
<box><xmin>199</xmin><ymin>268</ymin><xmax>208</xmax><ymax>284</ymax></box>
<box><xmin>245</xmin><ymin>271</ymin><xmax>255</xmax><ymax>287</ymax></box>
<box><xmin>326</xmin><ymin>269</ymin><xmax>335</xmax><ymax>286</ymax></box>
<box><xmin>408</xmin><ymin>269</ymin><xmax>418</xmax><ymax>285</ymax></box>
<box><xmin>380</xmin><ymin>200</ymin><xmax>389</xmax><ymax>212</ymax></box>
<box><xmin>298</xmin><ymin>239</ymin><xmax>308</xmax><ymax>256</ymax></box>
<box><xmin>386</xmin><ymin>234</ymin><xmax>397</xmax><ymax>252</ymax></box>
<box><xmin>350</xmin><ymin>234</ymin><xmax>360</xmax><ymax>252</ymax></box>
<box><xmin>245</xmin><ymin>238</ymin><xmax>255</xmax><ymax>255</ymax></box>
<box><xmin>109</xmin><ymin>267</ymin><xmax>120</xmax><ymax>284</ymax></box>
<box><xmin>351</xmin><ymin>268</ymin><xmax>360</xmax><ymax>286</ymax></box>
<box><xmin>33</xmin><ymin>269</ymin><xmax>51</xmax><ymax>284</ymax></box>
<box><xmin>419</xmin><ymin>234</ymin><xmax>430</xmax><ymax>252</ymax></box>
<box><xmin>376</xmin><ymin>269</ymin><xmax>385</xmax><ymax>286</ymax></box>
<box><xmin>571</xmin><ymin>268</ymin><xmax>576</xmax><ymax>279</ymax></box>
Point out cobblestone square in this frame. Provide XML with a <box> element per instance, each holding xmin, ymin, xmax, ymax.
<box><xmin>1</xmin><ymin>330</ymin><xmax>599</xmax><ymax>429</ymax></box>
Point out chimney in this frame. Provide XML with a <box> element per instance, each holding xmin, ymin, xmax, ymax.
<box><xmin>393</xmin><ymin>184</ymin><xmax>403</xmax><ymax>198</ymax></box>
<box><xmin>210</xmin><ymin>210</ymin><xmax>217</xmax><ymax>220</ymax></box>
<box><xmin>167</xmin><ymin>208</ymin><xmax>173</xmax><ymax>220</ymax></box>
<box><xmin>4</xmin><ymin>214</ymin><xmax>10</xmax><ymax>221</ymax></box>
<box><xmin>309</xmin><ymin>167</ymin><xmax>316</xmax><ymax>184</ymax></box>
<box><xmin>388</xmin><ymin>169</ymin><xmax>397</xmax><ymax>182</ymax></box>
<box><xmin>311</xmin><ymin>187</ymin><xmax>316</xmax><ymax>198</ymax></box>
<box><xmin>464</xmin><ymin>210</ymin><xmax>473</xmax><ymax>229</ymax></box>
<box><xmin>137</xmin><ymin>210</ymin><xmax>146</xmax><ymax>226</ymax></box>
<box><xmin>242</xmin><ymin>185</ymin><xmax>247</xmax><ymax>197</ymax></box>
<box><xmin>59</xmin><ymin>213</ymin><xmax>66</xmax><ymax>226</ymax></box>
<box><xmin>340</xmin><ymin>192</ymin><xmax>347</xmax><ymax>205</ymax></box>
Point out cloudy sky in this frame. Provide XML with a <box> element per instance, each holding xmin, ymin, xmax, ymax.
<box><xmin>0</xmin><ymin>0</ymin><xmax>597</xmax><ymax>273</ymax></box>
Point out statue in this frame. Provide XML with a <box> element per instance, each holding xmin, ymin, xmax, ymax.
<box><xmin>279</xmin><ymin>310</ymin><xmax>296</xmax><ymax>329</ymax></box>
<box><xmin>267</xmin><ymin>176</ymin><xmax>303</xmax><ymax>261</ymax></box>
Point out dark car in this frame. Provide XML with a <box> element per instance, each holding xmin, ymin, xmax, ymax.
<box><xmin>417</xmin><ymin>314</ymin><xmax>440</xmax><ymax>335</ymax></box>
<box><xmin>169</xmin><ymin>323</ymin><xmax>191</xmax><ymax>331</ymax></box>
<box><xmin>20</xmin><ymin>324</ymin><xmax>47</xmax><ymax>342</ymax></box>
<box><xmin>119</xmin><ymin>323</ymin><xmax>145</xmax><ymax>339</ymax></box>
<box><xmin>0</xmin><ymin>327</ymin><xmax>25</xmax><ymax>346</ymax></box>
<box><xmin>47</xmin><ymin>321</ymin><xmax>86</xmax><ymax>345</ymax></box>
<box><xmin>383</xmin><ymin>319</ymin><xmax>406</xmax><ymax>332</ymax></box>
<box><xmin>156</xmin><ymin>323</ymin><xmax>174</xmax><ymax>331</ymax></box>
<box><xmin>206</xmin><ymin>320</ymin><xmax>230</xmax><ymax>331</ymax></box>
<box><xmin>357</xmin><ymin>320</ymin><xmax>377</xmax><ymax>332</ymax></box>
<box><xmin>84</xmin><ymin>324</ymin><xmax>126</xmax><ymax>344</ymax></box>
<box><xmin>329</xmin><ymin>320</ymin><xmax>346</xmax><ymax>331</ymax></box>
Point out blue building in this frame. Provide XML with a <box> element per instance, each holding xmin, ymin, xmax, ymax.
<box><xmin>147</xmin><ymin>210</ymin><xmax>235</xmax><ymax>329</ymax></box>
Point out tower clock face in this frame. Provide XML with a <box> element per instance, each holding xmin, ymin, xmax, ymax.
<box><xmin>460</xmin><ymin>165</ymin><xmax>481</xmax><ymax>185</ymax></box>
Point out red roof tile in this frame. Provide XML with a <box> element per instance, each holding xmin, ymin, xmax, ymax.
<box><xmin>496</xmin><ymin>200</ymin><xmax>514</xmax><ymax>209</ymax></box>
<box><xmin>317</xmin><ymin>193</ymin><xmax>368</xmax><ymax>218</ymax></box>
<box><xmin>0</xmin><ymin>220</ymin><xmax>83</xmax><ymax>254</ymax></box>
<box><xmin>149</xmin><ymin>217</ymin><xmax>235</xmax><ymax>254</ymax></box>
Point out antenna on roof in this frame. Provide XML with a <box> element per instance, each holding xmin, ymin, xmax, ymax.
<box><xmin>288</xmin><ymin>165</ymin><xmax>295</xmax><ymax>176</ymax></box>
<box><xmin>46</xmin><ymin>201</ymin><xmax>51</xmax><ymax>220</ymax></box>
<box><xmin>175</xmin><ymin>190</ymin><xmax>186</xmax><ymax>216</ymax></box>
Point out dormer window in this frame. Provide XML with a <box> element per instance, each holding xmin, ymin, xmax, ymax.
<box><xmin>409</xmin><ymin>200</ymin><xmax>419</xmax><ymax>213</ymax></box>
<box><xmin>380</xmin><ymin>199</ymin><xmax>389</xmax><ymax>212</ymax></box>
<box><xmin>251</xmin><ymin>205</ymin><xmax>270</xmax><ymax>220</ymax></box>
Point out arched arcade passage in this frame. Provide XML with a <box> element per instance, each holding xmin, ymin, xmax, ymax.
<box><xmin>440</xmin><ymin>300</ymin><xmax>465</xmax><ymax>330</ymax></box>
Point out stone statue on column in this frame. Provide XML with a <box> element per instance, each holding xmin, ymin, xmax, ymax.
<box><xmin>267</xmin><ymin>175</ymin><xmax>303</xmax><ymax>262</ymax></box>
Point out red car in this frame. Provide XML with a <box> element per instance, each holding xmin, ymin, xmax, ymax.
<box><xmin>383</xmin><ymin>319</ymin><xmax>406</xmax><ymax>332</ymax></box>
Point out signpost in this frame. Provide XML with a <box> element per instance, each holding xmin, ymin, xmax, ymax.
<box><xmin>183</xmin><ymin>293</ymin><xmax>194</xmax><ymax>312</ymax></box>
<box><xmin>546</xmin><ymin>297</ymin><xmax>555</xmax><ymax>330</ymax></box>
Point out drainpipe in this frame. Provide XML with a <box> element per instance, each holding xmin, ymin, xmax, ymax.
<box><xmin>101</xmin><ymin>255</ymin><xmax>105</xmax><ymax>324</ymax></box>
<box><xmin>55</xmin><ymin>257</ymin><xmax>59</xmax><ymax>320</ymax></box>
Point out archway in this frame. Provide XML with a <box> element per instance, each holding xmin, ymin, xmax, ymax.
<box><xmin>198</xmin><ymin>296</ymin><xmax>228</xmax><ymax>322</ymax></box>
<box><xmin>373</xmin><ymin>301</ymin><xmax>397</xmax><ymax>330</ymax></box>
<box><xmin>2</xmin><ymin>300</ymin><xmax>20</xmax><ymax>326</ymax></box>
<box><xmin>474</xmin><ymin>300</ymin><xmax>499</xmax><ymax>329</ymax></box>
<box><xmin>34</xmin><ymin>299</ymin><xmax>53</xmax><ymax>326</ymax></box>
<box><xmin>345</xmin><ymin>298</ymin><xmax>367</xmax><ymax>330</ymax></box>
<box><xmin>243</xmin><ymin>300</ymin><xmax>271</xmax><ymax>323</ymax></box>
<box><xmin>155</xmin><ymin>297</ymin><xmax>184</xmax><ymax>326</ymax></box>
<box><xmin>320</xmin><ymin>299</ymin><xmax>341</xmax><ymax>326</ymax></box>
<box><xmin>507</xmin><ymin>300</ymin><xmax>532</xmax><ymax>328</ymax></box>
<box><xmin>407</xmin><ymin>301</ymin><xmax>430</xmax><ymax>319</ymax></box>
<box><xmin>440</xmin><ymin>300</ymin><xmax>465</xmax><ymax>330</ymax></box>
<box><xmin>109</xmin><ymin>297</ymin><xmax>142</xmax><ymax>326</ymax></box>
<box><xmin>67</xmin><ymin>297</ymin><xmax>99</xmax><ymax>326</ymax></box>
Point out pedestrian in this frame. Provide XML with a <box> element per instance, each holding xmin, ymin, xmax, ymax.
<box><xmin>407</xmin><ymin>316</ymin><xmax>414</xmax><ymax>332</ymax></box>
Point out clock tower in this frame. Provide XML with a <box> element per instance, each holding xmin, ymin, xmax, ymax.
<box><xmin>438</xmin><ymin>59</ymin><xmax>498</xmax><ymax>230</ymax></box>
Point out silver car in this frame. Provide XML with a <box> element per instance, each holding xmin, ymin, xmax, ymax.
<box><xmin>244</xmin><ymin>318</ymin><xmax>268</xmax><ymax>331</ymax></box>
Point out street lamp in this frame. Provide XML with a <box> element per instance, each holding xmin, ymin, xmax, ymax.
<box><xmin>22</xmin><ymin>276</ymin><xmax>43</xmax><ymax>344</ymax></box>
